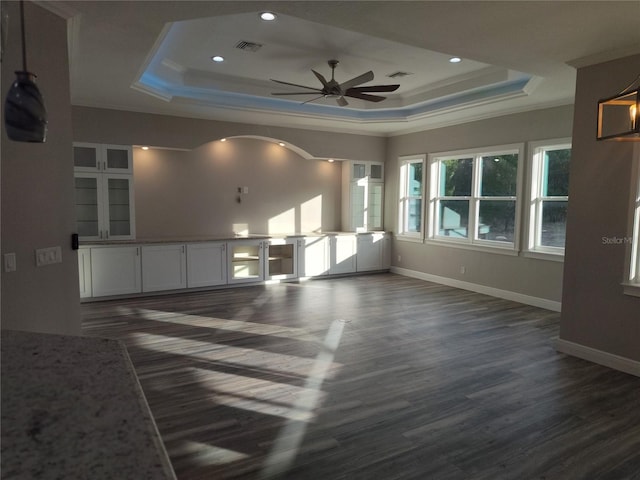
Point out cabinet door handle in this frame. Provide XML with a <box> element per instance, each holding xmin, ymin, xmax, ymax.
<box><xmin>222</xmin><ymin>244</ymin><xmax>226</xmax><ymax>251</ymax></box>
<box><xmin>105</xmin><ymin>230</ymin><xmax>109</xmax><ymax>239</ymax></box>
<box><xmin>136</xmin><ymin>247</ymin><xmax>139</xmax><ymax>256</ymax></box>
<box><xmin>182</xmin><ymin>245</ymin><xmax>185</xmax><ymax>254</ymax></box>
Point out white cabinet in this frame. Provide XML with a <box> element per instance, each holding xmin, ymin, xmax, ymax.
<box><xmin>265</xmin><ymin>238</ymin><xmax>298</xmax><ymax>280</ymax></box>
<box><xmin>357</xmin><ymin>233</ymin><xmax>389</xmax><ymax>272</ymax></box>
<box><xmin>342</xmin><ymin>161</ymin><xmax>384</xmax><ymax>232</ymax></box>
<box><xmin>298</xmin><ymin>236</ymin><xmax>330</xmax><ymax>277</ymax></box>
<box><xmin>74</xmin><ymin>142</ymin><xmax>135</xmax><ymax>241</ymax></box>
<box><xmin>227</xmin><ymin>240</ymin><xmax>265</xmax><ymax>284</ymax></box>
<box><xmin>141</xmin><ymin>244</ymin><xmax>187</xmax><ymax>292</ymax></box>
<box><xmin>75</xmin><ymin>173</ymin><xmax>135</xmax><ymax>241</ymax></box>
<box><xmin>78</xmin><ymin>247</ymin><xmax>92</xmax><ymax>298</ymax></box>
<box><xmin>73</xmin><ymin>143</ymin><xmax>133</xmax><ymax>173</ymax></box>
<box><xmin>187</xmin><ymin>242</ymin><xmax>227</xmax><ymax>288</ymax></box>
<box><xmin>329</xmin><ymin>234</ymin><xmax>357</xmax><ymax>275</ymax></box>
<box><xmin>90</xmin><ymin>246</ymin><xmax>141</xmax><ymax>297</ymax></box>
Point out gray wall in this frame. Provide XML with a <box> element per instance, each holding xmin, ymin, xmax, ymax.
<box><xmin>72</xmin><ymin>107</ymin><xmax>386</xmax><ymax>162</ymax></box>
<box><xmin>385</xmin><ymin>105</ymin><xmax>574</xmax><ymax>303</ymax></box>
<box><xmin>134</xmin><ymin>138</ymin><xmax>341</xmax><ymax>238</ymax></box>
<box><xmin>560</xmin><ymin>54</ymin><xmax>640</xmax><ymax>361</ymax></box>
<box><xmin>1</xmin><ymin>2</ymin><xmax>80</xmax><ymax>334</ymax></box>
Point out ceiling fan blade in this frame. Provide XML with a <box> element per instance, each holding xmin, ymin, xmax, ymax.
<box><xmin>344</xmin><ymin>90</ymin><xmax>386</xmax><ymax>102</ymax></box>
<box><xmin>339</xmin><ymin>70</ymin><xmax>374</xmax><ymax>91</ymax></box>
<box><xmin>271</xmin><ymin>79</ymin><xmax>323</xmax><ymax>92</ymax></box>
<box><xmin>336</xmin><ymin>96</ymin><xmax>349</xmax><ymax>107</ymax></box>
<box><xmin>272</xmin><ymin>92</ymin><xmax>325</xmax><ymax>96</ymax></box>
<box><xmin>312</xmin><ymin>70</ymin><xmax>329</xmax><ymax>87</ymax></box>
<box><xmin>348</xmin><ymin>84</ymin><xmax>399</xmax><ymax>93</ymax></box>
<box><xmin>301</xmin><ymin>95</ymin><xmax>326</xmax><ymax>105</ymax></box>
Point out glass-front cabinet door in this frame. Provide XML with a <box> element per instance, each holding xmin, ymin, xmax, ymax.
<box><xmin>227</xmin><ymin>240</ymin><xmax>264</xmax><ymax>284</ymax></box>
<box><xmin>73</xmin><ymin>143</ymin><xmax>100</xmax><ymax>172</ymax></box>
<box><xmin>74</xmin><ymin>173</ymin><xmax>134</xmax><ymax>240</ymax></box>
<box><xmin>105</xmin><ymin>175</ymin><xmax>134</xmax><ymax>239</ymax></box>
<box><xmin>73</xmin><ymin>143</ymin><xmax>132</xmax><ymax>173</ymax></box>
<box><xmin>74</xmin><ymin>174</ymin><xmax>103</xmax><ymax>239</ymax></box>
<box><xmin>73</xmin><ymin>142</ymin><xmax>135</xmax><ymax>241</ymax></box>
<box><xmin>104</xmin><ymin>145</ymin><xmax>133</xmax><ymax>173</ymax></box>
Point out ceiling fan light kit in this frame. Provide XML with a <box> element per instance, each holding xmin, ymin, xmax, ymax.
<box><xmin>271</xmin><ymin>59</ymin><xmax>399</xmax><ymax>107</ymax></box>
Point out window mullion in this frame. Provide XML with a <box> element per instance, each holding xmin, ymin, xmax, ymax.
<box><xmin>470</xmin><ymin>155</ymin><xmax>482</xmax><ymax>243</ymax></box>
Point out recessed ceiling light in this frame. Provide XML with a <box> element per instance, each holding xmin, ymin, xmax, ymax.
<box><xmin>211</xmin><ymin>55</ymin><xmax>224</xmax><ymax>63</ymax></box>
<box><xmin>278</xmin><ymin>142</ymin><xmax>285</xmax><ymax>147</ymax></box>
<box><xmin>449</xmin><ymin>57</ymin><xmax>462</xmax><ymax>63</ymax></box>
<box><xmin>328</xmin><ymin>158</ymin><xmax>335</xmax><ymax>163</ymax></box>
<box><xmin>260</xmin><ymin>12</ymin><xmax>277</xmax><ymax>21</ymax></box>
<box><xmin>220</xmin><ymin>138</ymin><xmax>227</xmax><ymax>142</ymax></box>
<box><xmin>141</xmin><ymin>146</ymin><xmax>149</xmax><ymax>150</ymax></box>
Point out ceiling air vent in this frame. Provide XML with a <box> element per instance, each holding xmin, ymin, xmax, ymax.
<box><xmin>235</xmin><ymin>40</ymin><xmax>263</xmax><ymax>53</ymax></box>
<box><xmin>387</xmin><ymin>71</ymin><xmax>413</xmax><ymax>79</ymax></box>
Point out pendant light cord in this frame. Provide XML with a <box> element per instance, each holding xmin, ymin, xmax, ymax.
<box><xmin>19</xmin><ymin>0</ymin><xmax>27</xmax><ymax>72</ymax></box>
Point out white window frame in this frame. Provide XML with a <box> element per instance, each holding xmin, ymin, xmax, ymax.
<box><xmin>525</xmin><ymin>138</ymin><xmax>571</xmax><ymax>261</ymax></box>
<box><xmin>623</xmin><ymin>144</ymin><xmax>640</xmax><ymax>297</ymax></box>
<box><xmin>427</xmin><ymin>144</ymin><xmax>524</xmax><ymax>254</ymax></box>
<box><xmin>397</xmin><ymin>155</ymin><xmax>426</xmax><ymax>241</ymax></box>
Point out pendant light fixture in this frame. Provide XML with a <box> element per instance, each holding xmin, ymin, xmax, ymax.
<box><xmin>596</xmin><ymin>74</ymin><xmax>640</xmax><ymax>141</ymax></box>
<box><xmin>4</xmin><ymin>0</ymin><xmax>47</xmax><ymax>143</ymax></box>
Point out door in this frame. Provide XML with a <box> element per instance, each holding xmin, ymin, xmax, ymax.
<box><xmin>227</xmin><ymin>240</ymin><xmax>264</xmax><ymax>284</ymax></box>
<box><xmin>141</xmin><ymin>244</ymin><xmax>187</xmax><ymax>292</ymax></box>
<box><xmin>187</xmin><ymin>242</ymin><xmax>227</xmax><ymax>288</ymax></box>
<box><xmin>90</xmin><ymin>246</ymin><xmax>142</xmax><ymax>297</ymax></box>
<box><xmin>265</xmin><ymin>238</ymin><xmax>297</xmax><ymax>280</ymax></box>
<box><xmin>103</xmin><ymin>174</ymin><xmax>135</xmax><ymax>240</ymax></box>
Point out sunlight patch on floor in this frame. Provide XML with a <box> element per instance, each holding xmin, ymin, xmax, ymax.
<box><xmin>129</xmin><ymin>331</ymin><xmax>339</xmax><ymax>378</ymax></box>
<box><xmin>128</xmin><ymin>307</ymin><xmax>318</xmax><ymax>342</ymax></box>
<box><xmin>259</xmin><ymin>318</ymin><xmax>347</xmax><ymax>478</ymax></box>
<box><xmin>167</xmin><ymin>440</ymin><xmax>248</xmax><ymax>466</ymax></box>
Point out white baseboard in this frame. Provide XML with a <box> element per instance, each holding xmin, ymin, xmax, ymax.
<box><xmin>555</xmin><ymin>338</ymin><xmax>640</xmax><ymax>377</ymax></box>
<box><xmin>390</xmin><ymin>266</ymin><xmax>562</xmax><ymax>312</ymax></box>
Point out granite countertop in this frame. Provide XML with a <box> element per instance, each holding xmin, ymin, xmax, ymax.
<box><xmin>81</xmin><ymin>231</ymin><xmax>386</xmax><ymax>246</ymax></box>
<box><xmin>1</xmin><ymin>329</ymin><xmax>176</xmax><ymax>480</ymax></box>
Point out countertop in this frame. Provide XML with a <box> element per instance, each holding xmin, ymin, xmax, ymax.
<box><xmin>1</xmin><ymin>329</ymin><xmax>176</xmax><ymax>480</ymax></box>
<box><xmin>81</xmin><ymin>231</ymin><xmax>387</xmax><ymax>246</ymax></box>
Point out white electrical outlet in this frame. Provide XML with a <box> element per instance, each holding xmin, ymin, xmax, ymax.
<box><xmin>35</xmin><ymin>246</ymin><xmax>62</xmax><ymax>267</ymax></box>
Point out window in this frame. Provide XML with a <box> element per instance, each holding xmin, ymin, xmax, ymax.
<box><xmin>527</xmin><ymin>140</ymin><xmax>571</xmax><ymax>257</ymax></box>
<box><xmin>428</xmin><ymin>144</ymin><xmax>523</xmax><ymax>251</ymax></box>
<box><xmin>625</xmin><ymin>145</ymin><xmax>640</xmax><ymax>296</ymax></box>
<box><xmin>398</xmin><ymin>155</ymin><xmax>425</xmax><ymax>238</ymax></box>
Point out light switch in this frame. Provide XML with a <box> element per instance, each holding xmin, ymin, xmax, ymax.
<box><xmin>4</xmin><ymin>253</ymin><xmax>16</xmax><ymax>272</ymax></box>
<box><xmin>35</xmin><ymin>246</ymin><xmax>62</xmax><ymax>267</ymax></box>
<box><xmin>243</xmin><ymin>186</ymin><xmax>249</xmax><ymax>194</ymax></box>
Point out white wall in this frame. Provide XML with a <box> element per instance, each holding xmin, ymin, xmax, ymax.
<box><xmin>133</xmin><ymin>138</ymin><xmax>342</xmax><ymax>238</ymax></box>
<box><xmin>560</xmin><ymin>54</ymin><xmax>640</xmax><ymax>363</ymax></box>
<box><xmin>385</xmin><ymin>105</ymin><xmax>574</xmax><ymax>305</ymax></box>
<box><xmin>1</xmin><ymin>2</ymin><xmax>80</xmax><ymax>335</ymax></box>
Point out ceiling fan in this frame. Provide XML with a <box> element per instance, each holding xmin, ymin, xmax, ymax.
<box><xmin>271</xmin><ymin>59</ymin><xmax>399</xmax><ymax>107</ymax></box>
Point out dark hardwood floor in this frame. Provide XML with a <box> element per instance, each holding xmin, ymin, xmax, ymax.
<box><xmin>81</xmin><ymin>273</ymin><xmax>640</xmax><ymax>480</ymax></box>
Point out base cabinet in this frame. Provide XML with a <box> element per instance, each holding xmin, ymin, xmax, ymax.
<box><xmin>187</xmin><ymin>242</ymin><xmax>227</xmax><ymax>288</ymax></box>
<box><xmin>357</xmin><ymin>233</ymin><xmax>389</xmax><ymax>272</ymax></box>
<box><xmin>141</xmin><ymin>244</ymin><xmax>187</xmax><ymax>292</ymax></box>
<box><xmin>227</xmin><ymin>240</ymin><xmax>265</xmax><ymax>284</ymax></box>
<box><xmin>298</xmin><ymin>236</ymin><xmax>330</xmax><ymax>277</ymax></box>
<box><xmin>82</xmin><ymin>233</ymin><xmax>389</xmax><ymax>300</ymax></box>
<box><xmin>265</xmin><ymin>238</ymin><xmax>298</xmax><ymax>280</ymax></box>
<box><xmin>90</xmin><ymin>246</ymin><xmax>141</xmax><ymax>297</ymax></box>
<box><xmin>329</xmin><ymin>235</ymin><xmax>357</xmax><ymax>275</ymax></box>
